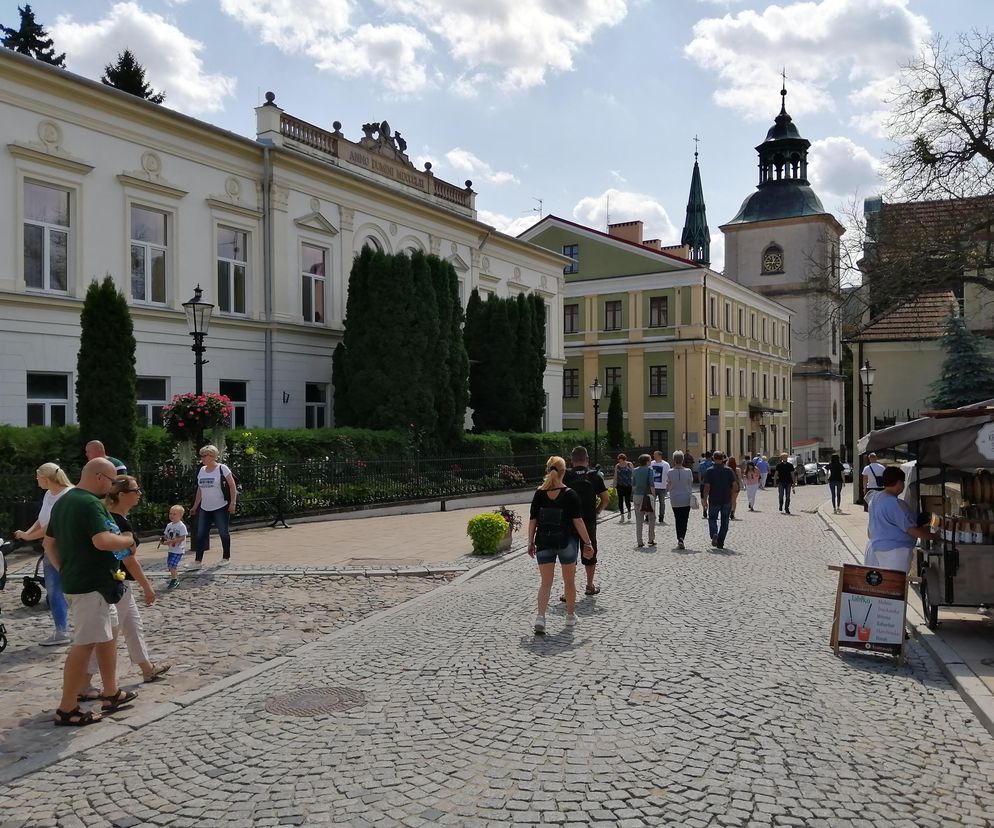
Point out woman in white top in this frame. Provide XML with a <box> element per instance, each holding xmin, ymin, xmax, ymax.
<box><xmin>190</xmin><ymin>444</ymin><xmax>237</xmax><ymax>568</ymax></box>
<box><xmin>14</xmin><ymin>462</ymin><xmax>73</xmax><ymax>646</ymax></box>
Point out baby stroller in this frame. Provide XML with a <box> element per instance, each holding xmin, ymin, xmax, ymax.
<box><xmin>8</xmin><ymin>501</ymin><xmax>46</xmax><ymax>607</ymax></box>
<box><xmin>0</xmin><ymin>538</ymin><xmax>11</xmax><ymax>653</ymax></box>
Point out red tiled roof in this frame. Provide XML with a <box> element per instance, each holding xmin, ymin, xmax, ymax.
<box><xmin>850</xmin><ymin>290</ymin><xmax>957</xmax><ymax>342</ymax></box>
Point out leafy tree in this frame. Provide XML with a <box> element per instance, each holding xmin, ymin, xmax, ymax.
<box><xmin>101</xmin><ymin>49</ymin><xmax>165</xmax><ymax>103</ymax></box>
<box><xmin>928</xmin><ymin>310</ymin><xmax>994</xmax><ymax>410</ymax></box>
<box><xmin>76</xmin><ymin>276</ymin><xmax>137</xmax><ymax>462</ymax></box>
<box><xmin>606</xmin><ymin>385</ymin><xmax>624</xmax><ymax>449</ymax></box>
<box><xmin>331</xmin><ymin>342</ymin><xmax>350</xmax><ymax>425</ymax></box>
<box><xmin>1</xmin><ymin>4</ymin><xmax>65</xmax><ymax>66</ymax></box>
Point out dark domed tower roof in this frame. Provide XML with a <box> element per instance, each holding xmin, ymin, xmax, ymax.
<box><xmin>726</xmin><ymin>85</ymin><xmax>828</xmax><ymax>225</ymax></box>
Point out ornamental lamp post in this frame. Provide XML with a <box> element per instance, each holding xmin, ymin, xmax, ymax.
<box><xmin>590</xmin><ymin>378</ymin><xmax>603</xmax><ymax>468</ymax></box>
<box><xmin>859</xmin><ymin>359</ymin><xmax>876</xmax><ymax>435</ymax></box>
<box><xmin>182</xmin><ymin>285</ymin><xmax>214</xmax><ymax>397</ymax></box>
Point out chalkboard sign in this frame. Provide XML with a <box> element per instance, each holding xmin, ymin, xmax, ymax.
<box><xmin>829</xmin><ymin>564</ymin><xmax>910</xmax><ymax>661</ymax></box>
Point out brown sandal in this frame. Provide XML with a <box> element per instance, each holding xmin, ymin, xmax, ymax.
<box><xmin>143</xmin><ymin>662</ymin><xmax>172</xmax><ymax>683</ymax></box>
<box><xmin>54</xmin><ymin>707</ymin><xmax>103</xmax><ymax>727</ymax></box>
<box><xmin>100</xmin><ymin>689</ymin><xmax>138</xmax><ymax>712</ymax></box>
<box><xmin>77</xmin><ymin>688</ymin><xmax>101</xmax><ymax>702</ymax></box>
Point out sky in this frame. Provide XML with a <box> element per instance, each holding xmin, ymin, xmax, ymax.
<box><xmin>3</xmin><ymin>0</ymin><xmax>989</xmax><ymax>272</ymax></box>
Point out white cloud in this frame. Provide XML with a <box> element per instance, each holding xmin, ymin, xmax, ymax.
<box><xmin>52</xmin><ymin>2</ymin><xmax>236</xmax><ymax>114</ymax></box>
<box><xmin>444</xmin><ymin>148</ymin><xmax>519</xmax><ymax>185</ymax></box>
<box><xmin>479</xmin><ymin>209</ymin><xmax>544</xmax><ymax>238</ymax></box>
<box><xmin>572</xmin><ymin>189</ymin><xmax>679</xmax><ymax>246</ymax></box>
<box><xmin>684</xmin><ymin>0</ymin><xmax>930</xmax><ymax>124</ymax></box>
<box><xmin>709</xmin><ymin>233</ymin><xmax>725</xmax><ymax>273</ymax></box>
<box><xmin>218</xmin><ymin>0</ymin><xmax>351</xmax><ymax>52</ymax></box>
<box><xmin>808</xmin><ymin>136</ymin><xmax>885</xmax><ymax>201</ymax></box>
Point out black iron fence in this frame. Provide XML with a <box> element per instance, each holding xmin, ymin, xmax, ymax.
<box><xmin>1</xmin><ymin>453</ymin><xmax>559</xmax><ymax>536</ymax></box>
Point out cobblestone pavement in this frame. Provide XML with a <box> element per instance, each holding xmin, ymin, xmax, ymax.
<box><xmin>4</xmin><ymin>486</ymin><xmax>994</xmax><ymax>827</ymax></box>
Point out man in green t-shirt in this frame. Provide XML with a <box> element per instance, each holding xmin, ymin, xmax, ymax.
<box><xmin>84</xmin><ymin>439</ymin><xmax>127</xmax><ymax>474</ymax></box>
<box><xmin>45</xmin><ymin>457</ymin><xmax>137</xmax><ymax>726</ymax></box>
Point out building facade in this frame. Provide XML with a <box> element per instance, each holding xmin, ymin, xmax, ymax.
<box><xmin>521</xmin><ymin>214</ymin><xmax>792</xmax><ymax>459</ymax></box>
<box><xmin>0</xmin><ymin>50</ymin><xmax>565</xmax><ymax>431</ymax></box>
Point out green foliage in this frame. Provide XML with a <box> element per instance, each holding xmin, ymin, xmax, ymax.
<box><xmin>2</xmin><ymin>4</ymin><xmax>65</xmax><ymax>66</ymax></box>
<box><xmin>606</xmin><ymin>385</ymin><xmax>624</xmax><ymax>449</ymax></box>
<box><xmin>0</xmin><ymin>424</ymin><xmax>80</xmax><ymax>472</ymax></box>
<box><xmin>224</xmin><ymin>426</ymin><xmax>410</xmax><ymax>462</ymax></box>
<box><xmin>607</xmin><ymin>486</ymin><xmax>619</xmax><ymax>511</ymax></box>
<box><xmin>457</xmin><ymin>433</ymin><xmax>513</xmax><ymax>457</ymax></box>
<box><xmin>76</xmin><ymin>276</ymin><xmax>137</xmax><ymax>464</ymax></box>
<box><xmin>928</xmin><ymin>312</ymin><xmax>994</xmax><ymax>410</ymax></box>
<box><xmin>466</xmin><ymin>512</ymin><xmax>510</xmax><ymax>555</ymax></box>
<box><xmin>101</xmin><ymin>49</ymin><xmax>165</xmax><ymax>102</ymax></box>
<box><xmin>465</xmin><ymin>289</ymin><xmax>548</xmax><ymax>432</ymax></box>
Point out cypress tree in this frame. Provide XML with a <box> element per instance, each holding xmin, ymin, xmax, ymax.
<box><xmin>332</xmin><ymin>342</ymin><xmax>350</xmax><ymax>425</ymax></box>
<box><xmin>408</xmin><ymin>251</ymin><xmax>439</xmax><ymax>442</ymax></box>
<box><xmin>101</xmin><ymin>49</ymin><xmax>165</xmax><ymax>103</ymax></box>
<box><xmin>2</xmin><ymin>5</ymin><xmax>65</xmax><ymax>66</ymax></box>
<box><xmin>501</xmin><ymin>296</ymin><xmax>524</xmax><ymax>429</ymax></box>
<box><xmin>525</xmin><ymin>294</ymin><xmax>548</xmax><ymax>430</ymax></box>
<box><xmin>76</xmin><ymin>276</ymin><xmax>136</xmax><ymax>461</ymax></box>
<box><xmin>928</xmin><ymin>312</ymin><xmax>994</xmax><ymax>409</ymax></box>
<box><xmin>427</xmin><ymin>255</ymin><xmax>457</xmax><ymax>444</ymax></box>
<box><xmin>466</xmin><ymin>290</ymin><xmax>495</xmax><ymax>431</ymax></box>
<box><xmin>607</xmin><ymin>385</ymin><xmax>624</xmax><ymax>449</ymax></box>
<box><xmin>449</xmin><ymin>281</ymin><xmax>469</xmax><ymax>440</ymax></box>
<box><xmin>513</xmin><ymin>294</ymin><xmax>536</xmax><ymax>431</ymax></box>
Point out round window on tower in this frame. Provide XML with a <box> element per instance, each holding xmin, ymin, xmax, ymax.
<box><xmin>762</xmin><ymin>244</ymin><xmax>784</xmax><ymax>274</ymax></box>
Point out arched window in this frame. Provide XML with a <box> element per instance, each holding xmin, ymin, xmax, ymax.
<box><xmin>761</xmin><ymin>244</ymin><xmax>784</xmax><ymax>274</ymax></box>
<box><xmin>362</xmin><ymin>236</ymin><xmax>382</xmax><ymax>253</ymax></box>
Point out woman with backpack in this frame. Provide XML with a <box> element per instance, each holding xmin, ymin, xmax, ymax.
<box><xmin>527</xmin><ymin>456</ymin><xmax>595</xmax><ymax>635</ymax></box>
<box><xmin>189</xmin><ymin>445</ymin><xmax>237</xmax><ymax>569</ymax></box>
<box><xmin>614</xmin><ymin>454</ymin><xmax>634</xmax><ymax>521</ymax></box>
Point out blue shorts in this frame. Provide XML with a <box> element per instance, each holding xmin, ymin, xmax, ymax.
<box><xmin>167</xmin><ymin>551</ymin><xmax>184</xmax><ymax>570</ymax></box>
<box><xmin>535</xmin><ymin>538</ymin><xmax>579</xmax><ymax>566</ymax></box>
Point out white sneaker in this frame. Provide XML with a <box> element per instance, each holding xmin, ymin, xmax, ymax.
<box><xmin>185</xmin><ymin>561</ymin><xmax>202</xmax><ymax>571</ymax></box>
<box><xmin>217</xmin><ymin>559</ymin><xmax>230</xmax><ymax>567</ymax></box>
<box><xmin>565</xmin><ymin>614</ymin><xmax>577</xmax><ymax>627</ymax></box>
<box><xmin>39</xmin><ymin>630</ymin><xmax>71</xmax><ymax>647</ymax></box>
<box><xmin>533</xmin><ymin>615</ymin><xmax>546</xmax><ymax>635</ymax></box>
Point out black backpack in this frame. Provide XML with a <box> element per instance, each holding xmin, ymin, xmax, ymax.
<box><xmin>564</xmin><ymin>467</ymin><xmax>600</xmax><ymax>519</ymax></box>
<box><xmin>535</xmin><ymin>492</ymin><xmax>571</xmax><ymax>550</ymax></box>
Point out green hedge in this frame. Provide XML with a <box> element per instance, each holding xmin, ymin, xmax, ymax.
<box><xmin>225</xmin><ymin>427</ymin><xmax>409</xmax><ymax>462</ymax></box>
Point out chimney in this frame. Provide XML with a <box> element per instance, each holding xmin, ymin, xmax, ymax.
<box><xmin>607</xmin><ymin>220</ymin><xmax>643</xmax><ymax>244</ymax></box>
<box><xmin>642</xmin><ymin>238</ymin><xmax>661</xmax><ymax>250</ymax></box>
<box><xmin>661</xmin><ymin>243</ymin><xmax>692</xmax><ymax>259</ymax></box>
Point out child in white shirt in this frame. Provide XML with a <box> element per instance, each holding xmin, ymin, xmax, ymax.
<box><xmin>163</xmin><ymin>505</ymin><xmax>188</xmax><ymax>589</ymax></box>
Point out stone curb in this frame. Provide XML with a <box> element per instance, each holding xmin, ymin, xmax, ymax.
<box><xmin>817</xmin><ymin>500</ymin><xmax>994</xmax><ymax>739</ymax></box>
<box><xmin>0</xmin><ymin>509</ymin><xmax>613</xmax><ymax>784</ymax></box>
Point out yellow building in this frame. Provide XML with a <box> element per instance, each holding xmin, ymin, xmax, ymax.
<box><xmin>521</xmin><ymin>214</ymin><xmax>792</xmax><ymax>460</ymax></box>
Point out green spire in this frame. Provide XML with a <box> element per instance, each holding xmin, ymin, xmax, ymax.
<box><xmin>681</xmin><ymin>142</ymin><xmax>710</xmax><ymax>267</ymax></box>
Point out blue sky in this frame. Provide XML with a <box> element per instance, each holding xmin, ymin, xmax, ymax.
<box><xmin>4</xmin><ymin>0</ymin><xmax>989</xmax><ymax>270</ymax></box>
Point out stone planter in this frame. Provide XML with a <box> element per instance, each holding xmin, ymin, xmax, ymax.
<box><xmin>496</xmin><ymin>528</ymin><xmax>513</xmax><ymax>553</ymax></box>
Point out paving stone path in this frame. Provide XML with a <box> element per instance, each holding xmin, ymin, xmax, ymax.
<box><xmin>3</xmin><ymin>486</ymin><xmax>994</xmax><ymax>827</ymax></box>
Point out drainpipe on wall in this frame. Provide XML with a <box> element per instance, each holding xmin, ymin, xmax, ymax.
<box><xmin>262</xmin><ymin>145</ymin><xmax>274</xmax><ymax>427</ymax></box>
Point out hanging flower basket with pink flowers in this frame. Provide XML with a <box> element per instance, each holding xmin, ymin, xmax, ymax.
<box><xmin>161</xmin><ymin>392</ymin><xmax>233</xmax><ymax>466</ymax></box>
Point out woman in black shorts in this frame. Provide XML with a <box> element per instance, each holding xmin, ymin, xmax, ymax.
<box><xmin>527</xmin><ymin>455</ymin><xmax>595</xmax><ymax>635</ymax></box>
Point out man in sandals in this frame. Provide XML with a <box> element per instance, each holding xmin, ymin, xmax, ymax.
<box><xmin>45</xmin><ymin>458</ymin><xmax>139</xmax><ymax>726</ymax></box>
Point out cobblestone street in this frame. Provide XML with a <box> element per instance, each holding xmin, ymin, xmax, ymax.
<box><xmin>3</xmin><ymin>486</ymin><xmax>994</xmax><ymax>826</ymax></box>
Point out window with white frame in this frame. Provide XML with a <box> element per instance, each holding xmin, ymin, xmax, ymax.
<box><xmin>710</xmin><ymin>365</ymin><xmax>718</xmax><ymax>396</ymax></box>
<box><xmin>708</xmin><ymin>296</ymin><xmax>717</xmax><ymax>327</ymax></box>
<box><xmin>738</xmin><ymin>308</ymin><xmax>744</xmax><ymax>335</ymax></box>
<box><xmin>762</xmin><ymin>317</ymin><xmax>767</xmax><ymax>342</ymax></box>
<box><xmin>649</xmin><ymin>296</ymin><xmax>668</xmax><ymax>328</ymax></box>
<box><xmin>739</xmin><ymin>369</ymin><xmax>745</xmax><ymax>397</ymax></box>
<box><xmin>563</xmin><ymin>368</ymin><xmax>579</xmax><ymax>398</ymax></box>
<box><xmin>725</xmin><ymin>366</ymin><xmax>733</xmax><ymax>396</ymax></box>
<box><xmin>763</xmin><ymin>373</ymin><xmax>768</xmax><ymax>399</ymax></box>
<box><xmin>135</xmin><ymin>377</ymin><xmax>167</xmax><ymax>426</ymax></box>
<box><xmin>130</xmin><ymin>205</ymin><xmax>168</xmax><ymax>304</ymax></box>
<box><xmin>301</xmin><ymin>243</ymin><xmax>327</xmax><ymax>323</ymax></box>
<box><xmin>773</xmin><ymin>375</ymin><xmax>779</xmax><ymax>400</ymax></box>
<box><xmin>564</xmin><ymin>303</ymin><xmax>579</xmax><ymax>334</ymax></box>
<box><xmin>24</xmin><ymin>181</ymin><xmax>70</xmax><ymax>293</ymax></box>
<box><xmin>217</xmin><ymin>226</ymin><xmax>248</xmax><ymax>314</ymax></box>
<box><xmin>724</xmin><ymin>302</ymin><xmax>732</xmax><ymax>332</ymax></box>
<box><xmin>562</xmin><ymin>243</ymin><xmax>579</xmax><ymax>274</ymax></box>
<box><xmin>219</xmin><ymin>380</ymin><xmax>247</xmax><ymax>428</ymax></box>
<box><xmin>26</xmin><ymin>372</ymin><xmax>69</xmax><ymax>426</ymax></box>
<box><xmin>750</xmin><ymin>313</ymin><xmax>756</xmax><ymax>339</ymax></box>
<box><xmin>305</xmin><ymin>382</ymin><xmax>327</xmax><ymax>428</ymax></box>
<box><xmin>751</xmin><ymin>371</ymin><xmax>757</xmax><ymax>397</ymax></box>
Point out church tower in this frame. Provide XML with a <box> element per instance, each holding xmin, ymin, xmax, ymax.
<box><xmin>720</xmin><ymin>83</ymin><xmax>846</xmax><ymax>457</ymax></box>
<box><xmin>681</xmin><ymin>145</ymin><xmax>710</xmax><ymax>267</ymax></box>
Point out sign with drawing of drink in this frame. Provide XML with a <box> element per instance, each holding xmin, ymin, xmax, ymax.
<box><xmin>830</xmin><ymin>564</ymin><xmax>909</xmax><ymax>658</ymax></box>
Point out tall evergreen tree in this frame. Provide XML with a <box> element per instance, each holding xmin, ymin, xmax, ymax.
<box><xmin>928</xmin><ymin>311</ymin><xmax>994</xmax><ymax>410</ymax></box>
<box><xmin>76</xmin><ymin>276</ymin><xmax>136</xmax><ymax>461</ymax></box>
<box><xmin>2</xmin><ymin>4</ymin><xmax>65</xmax><ymax>66</ymax></box>
<box><xmin>408</xmin><ymin>251</ymin><xmax>439</xmax><ymax>442</ymax></box>
<box><xmin>331</xmin><ymin>342</ymin><xmax>350</xmax><ymax>426</ymax></box>
<box><xmin>607</xmin><ymin>385</ymin><xmax>624</xmax><ymax>449</ymax></box>
<box><xmin>448</xmin><ymin>279</ymin><xmax>470</xmax><ymax>440</ymax></box>
<box><xmin>427</xmin><ymin>255</ymin><xmax>465</xmax><ymax>444</ymax></box>
<box><xmin>526</xmin><ymin>294</ymin><xmax>547</xmax><ymax>429</ymax></box>
<box><xmin>101</xmin><ymin>49</ymin><xmax>165</xmax><ymax>103</ymax></box>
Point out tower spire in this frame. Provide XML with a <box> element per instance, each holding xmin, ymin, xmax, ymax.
<box><xmin>681</xmin><ymin>139</ymin><xmax>711</xmax><ymax>268</ymax></box>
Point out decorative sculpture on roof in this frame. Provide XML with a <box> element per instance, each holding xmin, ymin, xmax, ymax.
<box><xmin>358</xmin><ymin>119</ymin><xmax>411</xmax><ymax>165</ymax></box>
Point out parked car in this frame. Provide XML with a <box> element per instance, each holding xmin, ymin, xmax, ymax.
<box><xmin>805</xmin><ymin>462</ymin><xmax>828</xmax><ymax>485</ymax></box>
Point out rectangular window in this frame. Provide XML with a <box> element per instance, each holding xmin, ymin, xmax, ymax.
<box><xmin>219</xmin><ymin>380</ymin><xmax>248</xmax><ymax>428</ymax></box>
<box><xmin>26</xmin><ymin>372</ymin><xmax>69</xmax><ymax>426</ymax></box>
<box><xmin>763</xmin><ymin>374</ymin><xmax>768</xmax><ymax>399</ymax></box>
<box><xmin>217</xmin><ymin>226</ymin><xmax>248</xmax><ymax>314</ymax></box>
<box><xmin>773</xmin><ymin>375</ymin><xmax>779</xmax><ymax>401</ymax></box>
<box><xmin>24</xmin><ymin>181</ymin><xmax>70</xmax><ymax>293</ymax></box>
<box><xmin>563</xmin><ymin>243</ymin><xmax>579</xmax><ymax>275</ymax></box>
<box><xmin>739</xmin><ymin>428</ymin><xmax>745</xmax><ymax>458</ymax></box>
<box><xmin>750</xmin><ymin>313</ymin><xmax>756</xmax><ymax>339</ymax></box>
<box><xmin>725</xmin><ymin>429</ymin><xmax>732</xmax><ymax>456</ymax></box>
<box><xmin>751</xmin><ymin>371</ymin><xmax>757</xmax><ymax>398</ymax></box>
<box><xmin>301</xmin><ymin>243</ymin><xmax>327</xmax><ymax>323</ymax></box>
<box><xmin>604</xmin><ymin>367</ymin><xmax>622</xmax><ymax>397</ymax></box>
<box><xmin>738</xmin><ymin>369</ymin><xmax>745</xmax><ymax>398</ymax></box>
<box><xmin>563</xmin><ymin>368</ymin><xmax>579</xmax><ymax>398</ymax></box>
<box><xmin>725</xmin><ymin>367</ymin><xmax>732</xmax><ymax>397</ymax></box>
<box><xmin>564</xmin><ymin>303</ymin><xmax>579</xmax><ymax>334</ymax></box>
<box><xmin>649</xmin><ymin>296</ymin><xmax>668</xmax><ymax>328</ymax></box>
<box><xmin>649</xmin><ymin>430</ymin><xmax>669</xmax><ymax>458</ymax></box>
<box><xmin>305</xmin><ymin>382</ymin><xmax>327</xmax><ymax>429</ymax></box>
<box><xmin>649</xmin><ymin>365</ymin><xmax>668</xmax><ymax>396</ymax></box>
<box><xmin>738</xmin><ymin>308</ymin><xmax>745</xmax><ymax>335</ymax></box>
<box><xmin>604</xmin><ymin>300</ymin><xmax>622</xmax><ymax>331</ymax></box>
<box><xmin>724</xmin><ymin>302</ymin><xmax>731</xmax><ymax>332</ymax></box>
<box><xmin>135</xmin><ymin>377</ymin><xmax>167</xmax><ymax>426</ymax></box>
<box><xmin>708</xmin><ymin>296</ymin><xmax>717</xmax><ymax>327</ymax></box>
<box><xmin>762</xmin><ymin>318</ymin><xmax>767</xmax><ymax>343</ymax></box>
<box><xmin>130</xmin><ymin>205</ymin><xmax>167</xmax><ymax>304</ymax></box>
<box><xmin>710</xmin><ymin>365</ymin><xmax>718</xmax><ymax>397</ymax></box>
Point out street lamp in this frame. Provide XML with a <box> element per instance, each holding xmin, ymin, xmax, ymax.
<box><xmin>590</xmin><ymin>378</ymin><xmax>603</xmax><ymax>468</ymax></box>
<box><xmin>182</xmin><ymin>284</ymin><xmax>214</xmax><ymax>396</ymax></box>
<box><xmin>859</xmin><ymin>359</ymin><xmax>876</xmax><ymax>434</ymax></box>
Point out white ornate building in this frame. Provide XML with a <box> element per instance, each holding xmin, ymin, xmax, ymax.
<box><xmin>0</xmin><ymin>50</ymin><xmax>565</xmax><ymax>431</ymax></box>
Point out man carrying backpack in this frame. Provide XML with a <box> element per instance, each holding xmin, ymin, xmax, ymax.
<box><xmin>563</xmin><ymin>446</ymin><xmax>609</xmax><ymax>597</ymax></box>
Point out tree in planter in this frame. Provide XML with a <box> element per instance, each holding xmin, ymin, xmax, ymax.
<box><xmin>2</xmin><ymin>4</ymin><xmax>65</xmax><ymax>66</ymax></box>
<box><xmin>76</xmin><ymin>276</ymin><xmax>137</xmax><ymax>463</ymax></box>
<box><xmin>606</xmin><ymin>385</ymin><xmax>624</xmax><ymax>450</ymax></box>
<box><xmin>101</xmin><ymin>49</ymin><xmax>165</xmax><ymax>102</ymax></box>
<box><xmin>928</xmin><ymin>311</ymin><xmax>994</xmax><ymax>410</ymax></box>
